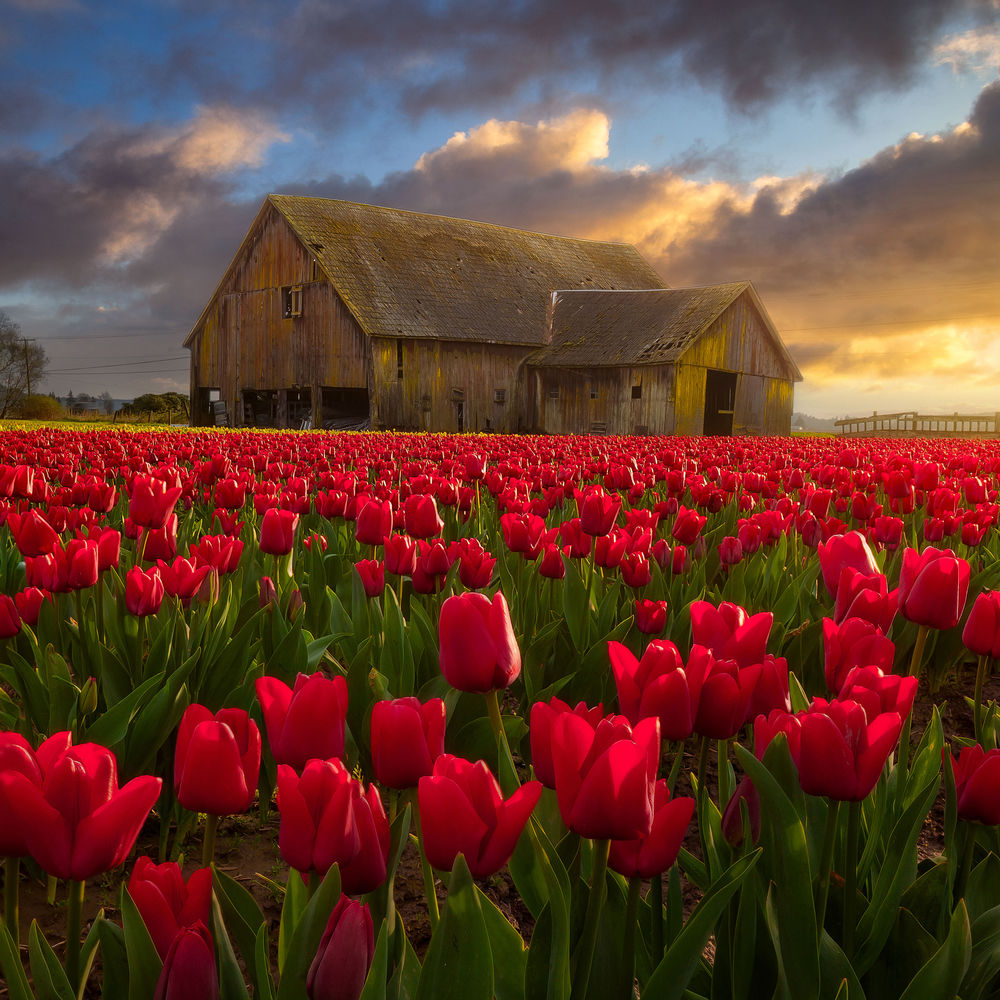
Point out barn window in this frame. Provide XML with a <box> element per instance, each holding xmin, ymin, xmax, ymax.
<box><xmin>494</xmin><ymin>388</ymin><xmax>506</xmax><ymax>403</ymax></box>
<box><xmin>282</xmin><ymin>285</ymin><xmax>303</xmax><ymax>318</ymax></box>
<box><xmin>396</xmin><ymin>339</ymin><xmax>404</xmax><ymax>380</ymax></box>
<box><xmin>548</xmin><ymin>387</ymin><xmax>560</xmax><ymax>400</ymax></box>
<box><xmin>631</xmin><ymin>384</ymin><xmax>642</xmax><ymax>399</ymax></box>
<box><xmin>590</xmin><ymin>387</ymin><xmax>599</xmax><ymax>400</ymax></box>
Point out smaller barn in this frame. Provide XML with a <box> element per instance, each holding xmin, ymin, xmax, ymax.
<box><xmin>527</xmin><ymin>283</ymin><xmax>801</xmax><ymax>435</ymax></box>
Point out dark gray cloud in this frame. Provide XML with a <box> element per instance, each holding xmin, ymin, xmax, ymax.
<box><xmin>140</xmin><ymin>0</ymin><xmax>990</xmax><ymax>123</ymax></box>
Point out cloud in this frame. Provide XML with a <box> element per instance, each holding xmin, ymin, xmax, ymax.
<box><xmin>135</xmin><ymin>0</ymin><xmax>984</xmax><ymax>125</ymax></box>
<box><xmin>935</xmin><ymin>25</ymin><xmax>1000</xmax><ymax>73</ymax></box>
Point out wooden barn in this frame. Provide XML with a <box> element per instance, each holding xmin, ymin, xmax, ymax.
<box><xmin>527</xmin><ymin>284</ymin><xmax>802</xmax><ymax>436</ymax></box>
<box><xmin>184</xmin><ymin>195</ymin><xmax>802</xmax><ymax>434</ymax></box>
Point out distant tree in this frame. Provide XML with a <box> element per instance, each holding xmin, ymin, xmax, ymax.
<box><xmin>98</xmin><ymin>390</ymin><xmax>114</xmax><ymax>415</ymax></box>
<box><xmin>17</xmin><ymin>394</ymin><xmax>65</xmax><ymax>420</ymax></box>
<box><xmin>0</xmin><ymin>312</ymin><xmax>48</xmax><ymax>418</ymax></box>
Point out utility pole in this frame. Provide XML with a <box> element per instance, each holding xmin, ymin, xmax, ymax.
<box><xmin>22</xmin><ymin>337</ymin><xmax>35</xmax><ymax>396</ymax></box>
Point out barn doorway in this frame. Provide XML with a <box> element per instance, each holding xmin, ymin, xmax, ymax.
<box><xmin>703</xmin><ymin>369</ymin><xmax>737</xmax><ymax>436</ymax></box>
<box><xmin>242</xmin><ymin>390</ymin><xmax>278</xmax><ymax>427</ymax></box>
<box><xmin>320</xmin><ymin>387</ymin><xmax>370</xmax><ymax>430</ymax></box>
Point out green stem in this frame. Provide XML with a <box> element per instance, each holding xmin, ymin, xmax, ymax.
<box><xmin>650</xmin><ymin>872</ymin><xmax>664</xmax><ymax>967</ymax></box>
<box><xmin>202</xmin><ymin>813</ymin><xmax>220</xmax><ymax>868</ymax></box>
<box><xmin>815</xmin><ymin>799</ymin><xmax>841</xmax><ymax>944</ymax></box>
<box><xmin>307</xmin><ymin>870</ymin><xmax>321</xmax><ymax>900</ymax></box>
<box><xmin>4</xmin><ymin>857</ymin><xmax>19</xmax><ymax>950</ymax></box>
<box><xmin>696</xmin><ymin>736</ymin><xmax>711</xmax><ymax>862</ymax></box>
<box><xmin>665</xmin><ymin>740</ymin><xmax>686</xmax><ymax>796</ymax></box>
<box><xmin>486</xmin><ymin>688</ymin><xmax>520</xmax><ymax>793</ymax></box>
<box><xmin>571</xmin><ymin>838</ymin><xmax>610</xmax><ymax>1000</ymax></box>
<box><xmin>896</xmin><ymin>625</ymin><xmax>929</xmax><ymax>811</ymax></box>
<box><xmin>974</xmin><ymin>654</ymin><xmax>990</xmax><ymax>745</ymax></box>
<box><xmin>66</xmin><ymin>879</ymin><xmax>85</xmax><ymax>992</ymax></box>
<box><xmin>954</xmin><ymin>820</ymin><xmax>977</xmax><ymax>905</ymax></box>
<box><xmin>409</xmin><ymin>793</ymin><xmax>440</xmax><ymax>933</ymax></box>
<box><xmin>621</xmin><ymin>876</ymin><xmax>642</xmax><ymax>1000</ymax></box>
<box><xmin>843</xmin><ymin>800</ymin><xmax>861</xmax><ymax>959</ymax></box>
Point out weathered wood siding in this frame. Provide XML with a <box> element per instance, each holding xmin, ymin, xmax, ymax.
<box><xmin>370</xmin><ymin>338</ymin><xmax>530</xmax><ymax>432</ymax></box>
<box><xmin>188</xmin><ymin>204</ymin><xmax>370</xmax><ymax>425</ymax></box>
<box><xmin>763</xmin><ymin>377</ymin><xmax>794</xmax><ymax>434</ymax></box>
<box><xmin>533</xmin><ymin>366</ymin><xmax>678</xmax><ymax>435</ymax></box>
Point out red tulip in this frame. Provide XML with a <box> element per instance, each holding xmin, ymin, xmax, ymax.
<box><xmin>538</xmin><ymin>542</ymin><xmax>567</xmax><ymax>579</ymax></box>
<box><xmin>620</xmin><ymin>551</ymin><xmax>652</xmax><ymax>588</ymax></box>
<box><xmin>608</xmin><ymin>779</ymin><xmax>694</xmax><ymax>878</ymax></box>
<box><xmin>822</xmin><ymin>617</ymin><xmax>896</xmax><ymax>693</ymax></box>
<box><xmin>634</xmin><ymin>598</ymin><xmax>668</xmax><ymax>635</ymax></box>
<box><xmin>129</xmin><ymin>857</ymin><xmax>213</xmax><ymax>961</ymax></box>
<box><xmin>14</xmin><ymin>586</ymin><xmax>49</xmax><ymax>627</ymax></box>
<box><xmin>153</xmin><ymin>922</ymin><xmax>219</xmax><ymax>1000</ymax></box>
<box><xmin>371</xmin><ymin>697</ymin><xmax>446</xmax><ymax>789</ymax></box>
<box><xmin>189</xmin><ymin>534</ymin><xmax>243</xmax><ymax>574</ymax></box>
<box><xmin>260</xmin><ymin>507</ymin><xmax>298</xmax><ymax>555</ymax></box>
<box><xmin>418</xmin><ymin>755</ymin><xmax>541</xmax><ymax>877</ymax></box>
<box><xmin>307</xmin><ymin>895</ymin><xmax>374</xmax><ymax>1000</ymax></box>
<box><xmin>578</xmin><ymin>488</ymin><xmax>621</xmax><ymax>537</ymax></box>
<box><xmin>833</xmin><ymin>567</ymin><xmax>897</xmax><ymax>633</ymax></box>
<box><xmin>0</xmin><ymin>731</ymin><xmax>72</xmax><ymax>857</ymax></box>
<box><xmin>139</xmin><ymin>514</ymin><xmax>179</xmax><ymax>563</ymax></box>
<box><xmin>817</xmin><ymin>531</ymin><xmax>879</xmax><ymax>598</ymax></box>
<box><xmin>500</xmin><ymin>512</ymin><xmax>547</xmax><ymax>557</ymax></box>
<box><xmin>897</xmin><ymin>546</ymin><xmax>970</xmax><ymax>630</ymax></box>
<box><xmin>594</xmin><ymin>529</ymin><xmax>628</xmax><ymax>569</ymax></box>
<box><xmin>126</xmin><ymin>564</ymin><xmax>165</xmax><ymax>616</ymax></box>
<box><xmin>9</xmin><ymin>508</ymin><xmax>59</xmax><ymax>557</ymax></box>
<box><xmin>689</xmin><ymin>601</ymin><xmax>772</xmax><ymax>668</ymax></box>
<box><xmin>951</xmin><ymin>745</ymin><xmax>1000</xmax><ymax>825</ymax></box>
<box><xmin>402</xmin><ymin>494</ymin><xmax>444</xmax><ymax>539</ymax></box>
<box><xmin>451</xmin><ymin>537</ymin><xmax>496</xmax><ymax>589</ymax></box>
<box><xmin>558</xmin><ymin>518</ymin><xmax>592</xmax><ymax>558</ymax></box>
<box><xmin>609</xmin><ymin>640</ymin><xmax>703</xmax><ymax>740</ymax></box>
<box><xmin>671</xmin><ymin>506</ymin><xmax>706</xmax><ymax>545</ymax></box>
<box><xmin>354</xmin><ymin>498</ymin><xmax>393</xmax><ymax>547</ymax></box>
<box><xmin>277</xmin><ymin>759</ymin><xmax>389</xmax><ymax>893</ymax></box>
<box><xmin>214</xmin><ymin>479</ymin><xmax>246</xmax><ymax>510</ymax></box>
<box><xmin>0</xmin><ymin>594</ymin><xmax>21</xmax><ymax>639</ymax></box>
<box><xmin>157</xmin><ymin>556</ymin><xmax>212</xmax><ymax>605</ymax></box>
<box><xmin>130</xmin><ymin>475</ymin><xmax>183</xmax><ymax>529</ymax></box>
<box><xmin>757</xmin><ymin>699</ymin><xmax>902</xmax><ymax>801</ymax></box>
<box><xmin>720</xmin><ymin>776</ymin><xmax>761</xmax><ymax>848</ymax></box>
<box><xmin>746</xmin><ymin>654</ymin><xmax>791</xmax><ymax>721</ymax></box>
<box><xmin>963</xmin><ymin>591</ymin><xmax>1000</xmax><ymax>658</ymax></box>
<box><xmin>837</xmin><ymin>665</ymin><xmax>917</xmax><ymax>721</ymax></box>
<box><xmin>175</xmin><ymin>705</ymin><xmax>261</xmax><ymax>815</ymax></box>
<box><xmin>438</xmin><ymin>591</ymin><xmax>521</xmax><ymax>692</ymax></box>
<box><xmin>383</xmin><ymin>533</ymin><xmax>419</xmax><ymax>576</ymax></box>
<box><xmin>529</xmin><ymin>698</ymin><xmax>616</xmax><ymax>788</ymax></box>
<box><xmin>549</xmin><ymin>713</ymin><xmax>659</xmax><ymax>840</ymax></box>
<box><xmin>256</xmin><ymin>673</ymin><xmax>348</xmax><ymax>770</ymax></box>
<box><xmin>692</xmin><ymin>648</ymin><xmax>761</xmax><ymax>739</ymax></box>
<box><xmin>718</xmin><ymin>536</ymin><xmax>744</xmax><ymax>566</ymax></box>
<box><xmin>355</xmin><ymin>558</ymin><xmax>385</xmax><ymax>597</ymax></box>
<box><xmin>0</xmin><ymin>742</ymin><xmax>161</xmax><ymax>880</ymax></box>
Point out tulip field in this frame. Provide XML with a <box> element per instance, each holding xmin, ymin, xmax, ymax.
<box><xmin>4</xmin><ymin>426</ymin><xmax>1000</xmax><ymax>999</ymax></box>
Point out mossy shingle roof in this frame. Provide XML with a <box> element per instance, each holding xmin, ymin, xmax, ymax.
<box><xmin>529</xmin><ymin>283</ymin><xmax>802</xmax><ymax>380</ymax></box>
<box><xmin>267</xmin><ymin>195</ymin><xmax>666</xmax><ymax>346</ymax></box>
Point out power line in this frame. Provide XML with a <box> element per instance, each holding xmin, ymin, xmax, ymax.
<box><xmin>46</xmin><ymin>366</ymin><xmax>188</xmax><ymax>375</ymax></box>
<box><xmin>44</xmin><ymin>356</ymin><xmax>188</xmax><ymax>373</ymax></box>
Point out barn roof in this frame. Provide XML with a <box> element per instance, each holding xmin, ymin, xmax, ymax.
<box><xmin>264</xmin><ymin>195</ymin><xmax>666</xmax><ymax>346</ymax></box>
<box><xmin>529</xmin><ymin>283</ymin><xmax>803</xmax><ymax>380</ymax></box>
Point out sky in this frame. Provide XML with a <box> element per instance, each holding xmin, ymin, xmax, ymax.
<box><xmin>1</xmin><ymin>0</ymin><xmax>998</xmax><ymax>419</ymax></box>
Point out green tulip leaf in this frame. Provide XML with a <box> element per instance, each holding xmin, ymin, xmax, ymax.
<box><xmin>961</xmin><ymin>902</ymin><xmax>1000</xmax><ymax>998</ymax></box>
<box><xmin>898</xmin><ymin>900</ymin><xmax>971</xmax><ymax>1000</ymax></box>
<box><xmin>359</xmin><ymin>918</ymin><xmax>390</xmax><ymax>1000</ymax></box>
<box><xmin>120</xmin><ymin>884</ymin><xmax>163</xmax><ymax>1000</ymax></box>
<box><xmin>83</xmin><ymin>672</ymin><xmax>163</xmax><ymax>748</ymax></box>
<box><xmin>28</xmin><ymin>920</ymin><xmax>75</xmax><ymax>1000</ymax></box>
<box><xmin>253</xmin><ymin>925</ymin><xmax>276</xmax><ymax>1000</ymax></box>
<box><xmin>212</xmin><ymin>864</ymin><xmax>267</xmax><ymax>975</ymax></box>
<box><xmin>210</xmin><ymin>891</ymin><xmax>251</xmax><ymax>1000</ymax></box>
<box><xmin>275</xmin><ymin>864</ymin><xmax>342</xmax><ymax>1000</ymax></box>
<box><xmin>0</xmin><ymin>915</ymin><xmax>34</xmax><ymax>1000</ymax></box>
<box><xmin>97</xmin><ymin>919</ymin><xmax>129</xmax><ymax>1000</ymax></box>
<box><xmin>642</xmin><ymin>849</ymin><xmax>760</xmax><ymax>1000</ymax></box>
<box><xmin>416</xmin><ymin>854</ymin><xmax>493</xmax><ymax>1000</ymax></box>
<box><xmin>476</xmin><ymin>885</ymin><xmax>528</xmax><ymax>1000</ymax></box>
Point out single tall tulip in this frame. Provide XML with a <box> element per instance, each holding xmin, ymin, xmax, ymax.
<box><xmin>897</xmin><ymin>546</ymin><xmax>970</xmax><ymax>631</ymax></box>
<box><xmin>371</xmin><ymin>697</ymin><xmax>446</xmax><ymax>789</ymax></box>
<box><xmin>438</xmin><ymin>591</ymin><xmax>521</xmax><ymax>692</ymax></box>
<box><xmin>259</xmin><ymin>507</ymin><xmax>298</xmax><ymax>555</ymax></box>
<box><xmin>307</xmin><ymin>895</ymin><xmax>374</xmax><ymax>1000</ymax></box>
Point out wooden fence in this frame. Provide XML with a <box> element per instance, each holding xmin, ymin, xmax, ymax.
<box><xmin>835</xmin><ymin>411</ymin><xmax>1000</xmax><ymax>438</ymax></box>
